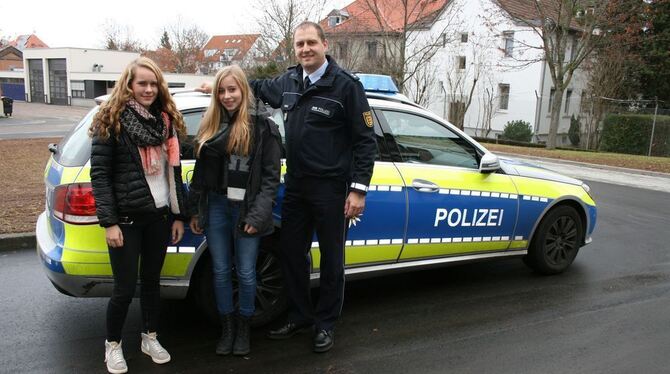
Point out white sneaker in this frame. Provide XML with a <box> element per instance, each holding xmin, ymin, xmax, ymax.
<box><xmin>141</xmin><ymin>332</ymin><xmax>171</xmax><ymax>364</ymax></box>
<box><xmin>104</xmin><ymin>340</ymin><xmax>128</xmax><ymax>374</ymax></box>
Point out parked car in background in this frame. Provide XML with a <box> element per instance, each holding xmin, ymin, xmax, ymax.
<box><xmin>36</xmin><ymin>75</ymin><xmax>597</xmax><ymax>325</ymax></box>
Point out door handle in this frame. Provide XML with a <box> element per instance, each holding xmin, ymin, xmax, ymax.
<box><xmin>412</xmin><ymin>179</ymin><xmax>439</xmax><ymax>193</ymax></box>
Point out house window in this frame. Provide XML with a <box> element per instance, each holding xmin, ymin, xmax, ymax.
<box><xmin>329</xmin><ymin>16</ymin><xmax>341</xmax><ymax>27</ymax></box>
<box><xmin>498</xmin><ymin>84</ymin><xmax>510</xmax><ymax>110</ymax></box>
<box><xmin>503</xmin><ymin>31</ymin><xmax>514</xmax><ymax>57</ymax></box>
<box><xmin>548</xmin><ymin>88</ymin><xmax>556</xmax><ymax>113</ymax></box>
<box><xmin>338</xmin><ymin>42</ymin><xmax>348</xmax><ymax>60</ymax></box>
<box><xmin>461</xmin><ymin>33</ymin><xmax>468</xmax><ymax>43</ymax></box>
<box><xmin>367</xmin><ymin>41</ymin><xmax>378</xmax><ymax>59</ymax></box>
<box><xmin>204</xmin><ymin>49</ymin><xmax>216</xmax><ymax>58</ymax></box>
<box><xmin>442</xmin><ymin>33</ymin><xmax>447</xmax><ymax>47</ymax></box>
<box><xmin>458</xmin><ymin>56</ymin><xmax>466</xmax><ymax>70</ymax></box>
<box><xmin>580</xmin><ymin>90</ymin><xmax>589</xmax><ymax>113</ymax></box>
<box><xmin>564</xmin><ymin>90</ymin><xmax>573</xmax><ymax>114</ymax></box>
<box><xmin>570</xmin><ymin>37</ymin><xmax>578</xmax><ymax>60</ymax></box>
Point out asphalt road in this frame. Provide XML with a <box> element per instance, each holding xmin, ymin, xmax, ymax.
<box><xmin>0</xmin><ymin>102</ymin><xmax>90</xmax><ymax>139</ymax></box>
<box><xmin>1</xmin><ymin>180</ymin><xmax>670</xmax><ymax>373</ymax></box>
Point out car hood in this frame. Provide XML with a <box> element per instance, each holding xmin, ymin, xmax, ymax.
<box><xmin>497</xmin><ymin>156</ymin><xmax>584</xmax><ymax>186</ymax></box>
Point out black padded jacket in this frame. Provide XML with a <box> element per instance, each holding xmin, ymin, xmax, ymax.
<box><xmin>90</xmin><ymin>124</ymin><xmax>187</xmax><ymax>228</ymax></box>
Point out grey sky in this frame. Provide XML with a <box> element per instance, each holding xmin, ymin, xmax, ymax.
<box><xmin>2</xmin><ymin>0</ymin><xmax>348</xmax><ymax>49</ymax></box>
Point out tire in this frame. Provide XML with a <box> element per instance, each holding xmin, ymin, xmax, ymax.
<box><xmin>525</xmin><ymin>205</ymin><xmax>583</xmax><ymax>275</ymax></box>
<box><xmin>192</xmin><ymin>247</ymin><xmax>287</xmax><ymax>327</ymax></box>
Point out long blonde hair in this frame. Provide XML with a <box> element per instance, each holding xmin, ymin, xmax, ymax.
<box><xmin>90</xmin><ymin>57</ymin><xmax>185</xmax><ymax>139</ymax></box>
<box><xmin>196</xmin><ymin>65</ymin><xmax>254</xmax><ymax>157</ymax></box>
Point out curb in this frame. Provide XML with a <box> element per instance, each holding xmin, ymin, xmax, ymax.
<box><xmin>0</xmin><ymin>232</ymin><xmax>35</xmax><ymax>252</ymax></box>
<box><xmin>495</xmin><ymin>152</ymin><xmax>670</xmax><ymax>179</ymax></box>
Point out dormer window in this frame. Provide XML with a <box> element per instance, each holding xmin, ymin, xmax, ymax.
<box><xmin>329</xmin><ymin>16</ymin><xmax>342</xmax><ymax>27</ymax></box>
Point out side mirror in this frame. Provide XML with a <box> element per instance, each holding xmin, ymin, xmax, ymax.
<box><xmin>479</xmin><ymin>152</ymin><xmax>500</xmax><ymax>173</ymax></box>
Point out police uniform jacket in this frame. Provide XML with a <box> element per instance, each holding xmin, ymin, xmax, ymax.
<box><xmin>250</xmin><ymin>56</ymin><xmax>376</xmax><ymax>194</ymax></box>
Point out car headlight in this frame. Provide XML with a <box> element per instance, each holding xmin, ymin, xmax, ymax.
<box><xmin>581</xmin><ymin>183</ymin><xmax>594</xmax><ymax>200</ymax></box>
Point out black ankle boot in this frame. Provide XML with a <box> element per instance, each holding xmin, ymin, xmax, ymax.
<box><xmin>216</xmin><ymin>313</ymin><xmax>235</xmax><ymax>355</ymax></box>
<box><xmin>233</xmin><ymin>314</ymin><xmax>251</xmax><ymax>356</ymax></box>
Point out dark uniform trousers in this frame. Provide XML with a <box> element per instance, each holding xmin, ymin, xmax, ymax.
<box><xmin>280</xmin><ymin>175</ymin><xmax>348</xmax><ymax>331</ymax></box>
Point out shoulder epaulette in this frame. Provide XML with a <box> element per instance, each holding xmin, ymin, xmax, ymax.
<box><xmin>341</xmin><ymin>70</ymin><xmax>360</xmax><ymax>82</ymax></box>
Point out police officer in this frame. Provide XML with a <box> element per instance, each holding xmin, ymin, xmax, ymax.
<box><xmin>251</xmin><ymin>21</ymin><xmax>376</xmax><ymax>352</ymax></box>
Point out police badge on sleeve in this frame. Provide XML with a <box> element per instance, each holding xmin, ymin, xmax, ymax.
<box><xmin>363</xmin><ymin>111</ymin><xmax>373</xmax><ymax>127</ymax></box>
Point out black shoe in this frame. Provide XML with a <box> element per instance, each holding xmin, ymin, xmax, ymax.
<box><xmin>216</xmin><ymin>313</ymin><xmax>235</xmax><ymax>355</ymax></box>
<box><xmin>313</xmin><ymin>329</ymin><xmax>334</xmax><ymax>353</ymax></box>
<box><xmin>267</xmin><ymin>322</ymin><xmax>313</xmax><ymax>340</ymax></box>
<box><xmin>233</xmin><ymin>314</ymin><xmax>251</xmax><ymax>356</ymax></box>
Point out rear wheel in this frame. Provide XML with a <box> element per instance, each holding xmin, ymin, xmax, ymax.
<box><xmin>525</xmin><ymin>205</ymin><xmax>583</xmax><ymax>275</ymax></box>
<box><xmin>193</xmin><ymin>246</ymin><xmax>287</xmax><ymax>327</ymax></box>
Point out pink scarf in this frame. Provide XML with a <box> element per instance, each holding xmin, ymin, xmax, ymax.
<box><xmin>139</xmin><ymin>112</ymin><xmax>180</xmax><ymax>175</ymax></box>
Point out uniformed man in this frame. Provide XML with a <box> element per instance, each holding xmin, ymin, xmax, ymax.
<box><xmin>251</xmin><ymin>21</ymin><xmax>376</xmax><ymax>352</ymax></box>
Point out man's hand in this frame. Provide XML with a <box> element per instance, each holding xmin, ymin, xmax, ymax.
<box><xmin>189</xmin><ymin>216</ymin><xmax>204</xmax><ymax>235</ymax></box>
<box><xmin>106</xmin><ymin>225</ymin><xmax>124</xmax><ymax>248</ymax></box>
<box><xmin>344</xmin><ymin>191</ymin><xmax>366</xmax><ymax>219</ymax></box>
<box><xmin>195</xmin><ymin>82</ymin><xmax>213</xmax><ymax>94</ymax></box>
<box><xmin>172</xmin><ymin>220</ymin><xmax>185</xmax><ymax>244</ymax></box>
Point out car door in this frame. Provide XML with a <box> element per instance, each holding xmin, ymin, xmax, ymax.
<box><xmin>376</xmin><ymin>108</ymin><xmax>520</xmax><ymax>261</ymax></box>
<box><xmin>271</xmin><ymin>109</ymin><xmax>407</xmax><ymax>270</ymax></box>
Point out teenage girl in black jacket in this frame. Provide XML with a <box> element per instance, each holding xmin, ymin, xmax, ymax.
<box><xmin>90</xmin><ymin>57</ymin><xmax>187</xmax><ymax>374</ymax></box>
<box><xmin>188</xmin><ymin>65</ymin><xmax>281</xmax><ymax>356</ymax></box>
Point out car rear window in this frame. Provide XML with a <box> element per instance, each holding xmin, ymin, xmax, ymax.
<box><xmin>53</xmin><ymin>107</ymin><xmax>98</xmax><ymax>167</ymax></box>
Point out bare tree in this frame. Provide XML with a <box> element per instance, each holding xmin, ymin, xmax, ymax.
<box><xmin>101</xmin><ymin>19</ymin><xmax>145</xmax><ymax>52</ymax></box>
<box><xmin>407</xmin><ymin>63</ymin><xmax>438</xmax><ymax>107</ymax></box>
<box><xmin>165</xmin><ymin>17</ymin><xmax>209</xmax><ymax>74</ymax></box>
<box><xmin>580</xmin><ymin>48</ymin><xmax>628</xmax><ymax>149</ymax></box>
<box><xmin>494</xmin><ymin>0</ymin><xmax>630</xmax><ymax>149</ymax></box>
<box><xmin>254</xmin><ymin>0</ymin><xmax>328</xmax><ymax>67</ymax></box>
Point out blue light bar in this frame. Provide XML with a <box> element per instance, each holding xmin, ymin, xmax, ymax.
<box><xmin>355</xmin><ymin>74</ymin><xmax>399</xmax><ymax>93</ymax></box>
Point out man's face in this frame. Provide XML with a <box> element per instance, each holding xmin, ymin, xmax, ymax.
<box><xmin>294</xmin><ymin>26</ymin><xmax>328</xmax><ymax>74</ymax></box>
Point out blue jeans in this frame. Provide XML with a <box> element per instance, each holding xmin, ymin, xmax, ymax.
<box><xmin>206</xmin><ymin>192</ymin><xmax>260</xmax><ymax>317</ymax></box>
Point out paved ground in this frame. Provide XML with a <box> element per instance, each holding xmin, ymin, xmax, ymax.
<box><xmin>2</xmin><ymin>180</ymin><xmax>669</xmax><ymax>373</ymax></box>
<box><xmin>0</xmin><ymin>101</ymin><xmax>91</xmax><ymax>139</ymax></box>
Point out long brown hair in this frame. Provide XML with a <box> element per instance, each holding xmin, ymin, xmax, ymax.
<box><xmin>89</xmin><ymin>57</ymin><xmax>185</xmax><ymax>139</ymax></box>
<box><xmin>195</xmin><ymin>65</ymin><xmax>254</xmax><ymax>157</ymax></box>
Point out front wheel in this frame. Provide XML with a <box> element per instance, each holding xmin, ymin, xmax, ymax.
<box><xmin>524</xmin><ymin>205</ymin><xmax>583</xmax><ymax>275</ymax></box>
<box><xmin>193</xmin><ymin>247</ymin><xmax>287</xmax><ymax>327</ymax></box>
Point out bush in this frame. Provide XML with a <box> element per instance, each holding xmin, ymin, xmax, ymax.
<box><xmin>502</xmin><ymin>120</ymin><xmax>533</xmax><ymax>142</ymax></box>
<box><xmin>569</xmin><ymin>115</ymin><xmax>581</xmax><ymax>146</ymax></box>
<box><xmin>600</xmin><ymin>114</ymin><xmax>670</xmax><ymax>156</ymax></box>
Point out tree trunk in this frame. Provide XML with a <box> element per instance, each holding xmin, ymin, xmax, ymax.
<box><xmin>547</xmin><ymin>89</ymin><xmax>564</xmax><ymax>149</ymax></box>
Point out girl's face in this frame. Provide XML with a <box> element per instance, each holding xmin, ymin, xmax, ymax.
<box><xmin>218</xmin><ymin>75</ymin><xmax>243</xmax><ymax>112</ymax></box>
<box><xmin>131</xmin><ymin>66</ymin><xmax>158</xmax><ymax>108</ymax></box>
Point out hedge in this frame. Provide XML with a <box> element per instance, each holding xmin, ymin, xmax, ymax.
<box><xmin>600</xmin><ymin>114</ymin><xmax>670</xmax><ymax>156</ymax></box>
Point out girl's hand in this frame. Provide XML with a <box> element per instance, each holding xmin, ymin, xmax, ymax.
<box><xmin>244</xmin><ymin>223</ymin><xmax>258</xmax><ymax>235</ymax></box>
<box><xmin>106</xmin><ymin>225</ymin><xmax>124</xmax><ymax>248</ymax></box>
<box><xmin>172</xmin><ymin>220</ymin><xmax>185</xmax><ymax>244</ymax></box>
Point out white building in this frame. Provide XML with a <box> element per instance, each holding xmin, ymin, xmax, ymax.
<box><xmin>22</xmin><ymin>48</ymin><xmax>210</xmax><ymax>106</ymax></box>
<box><xmin>407</xmin><ymin>0</ymin><xmax>588</xmax><ymax>146</ymax></box>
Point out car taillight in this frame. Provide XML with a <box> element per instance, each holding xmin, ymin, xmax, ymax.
<box><xmin>53</xmin><ymin>183</ymin><xmax>99</xmax><ymax>224</ymax></box>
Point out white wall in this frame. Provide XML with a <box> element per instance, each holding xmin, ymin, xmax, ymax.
<box><xmin>407</xmin><ymin>0</ymin><xmax>587</xmax><ymax>144</ymax></box>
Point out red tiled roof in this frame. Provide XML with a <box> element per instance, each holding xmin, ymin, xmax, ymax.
<box><xmin>495</xmin><ymin>0</ymin><xmax>582</xmax><ymax>29</ymax></box>
<box><xmin>9</xmin><ymin>34</ymin><xmax>48</xmax><ymax>50</ymax></box>
<box><xmin>202</xmin><ymin>34</ymin><xmax>260</xmax><ymax>63</ymax></box>
<box><xmin>321</xmin><ymin>0</ymin><xmax>449</xmax><ymax>34</ymax></box>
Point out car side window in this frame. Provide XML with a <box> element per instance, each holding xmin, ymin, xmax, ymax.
<box><xmin>381</xmin><ymin>110</ymin><xmax>479</xmax><ymax>169</ymax></box>
<box><xmin>181</xmin><ymin>110</ymin><xmax>205</xmax><ymax>160</ymax></box>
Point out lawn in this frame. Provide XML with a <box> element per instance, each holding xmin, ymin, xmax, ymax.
<box><xmin>1</xmin><ymin>138</ymin><xmax>668</xmax><ymax>235</ymax></box>
<box><xmin>0</xmin><ymin>138</ymin><xmax>58</xmax><ymax>235</ymax></box>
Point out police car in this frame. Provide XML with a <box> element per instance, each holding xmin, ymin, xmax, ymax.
<box><xmin>36</xmin><ymin>74</ymin><xmax>597</xmax><ymax>326</ymax></box>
